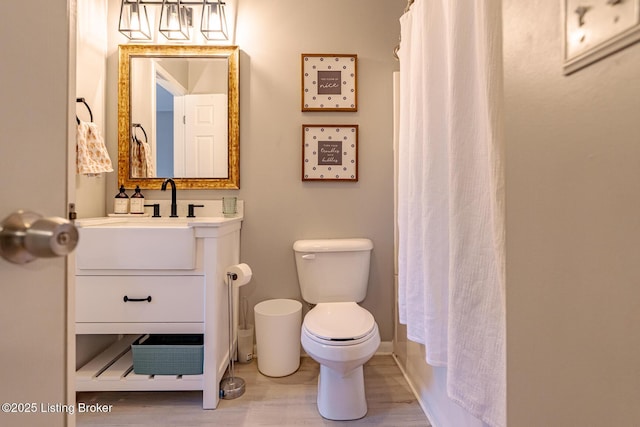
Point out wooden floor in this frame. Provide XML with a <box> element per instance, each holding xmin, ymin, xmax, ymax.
<box><xmin>77</xmin><ymin>355</ymin><xmax>430</xmax><ymax>426</ymax></box>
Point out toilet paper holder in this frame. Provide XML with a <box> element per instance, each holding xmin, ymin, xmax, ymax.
<box><xmin>0</xmin><ymin>210</ymin><xmax>79</xmax><ymax>264</ymax></box>
<box><xmin>220</xmin><ymin>263</ymin><xmax>253</xmax><ymax>400</ymax></box>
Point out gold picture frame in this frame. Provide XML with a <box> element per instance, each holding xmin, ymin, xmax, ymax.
<box><xmin>118</xmin><ymin>44</ymin><xmax>240</xmax><ymax>189</ymax></box>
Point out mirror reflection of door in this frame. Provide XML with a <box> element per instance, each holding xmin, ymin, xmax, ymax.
<box><xmin>131</xmin><ymin>56</ymin><xmax>229</xmax><ymax>179</ymax></box>
<box><xmin>158</xmin><ymin>87</ymin><xmax>227</xmax><ymax>178</ymax></box>
<box><xmin>181</xmin><ymin>93</ymin><xmax>228</xmax><ymax>178</ymax></box>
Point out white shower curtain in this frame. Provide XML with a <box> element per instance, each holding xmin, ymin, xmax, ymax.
<box><xmin>397</xmin><ymin>1</ymin><xmax>505</xmax><ymax>426</ymax></box>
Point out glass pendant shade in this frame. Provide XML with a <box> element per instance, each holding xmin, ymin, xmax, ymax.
<box><xmin>159</xmin><ymin>0</ymin><xmax>191</xmax><ymax>40</ymax></box>
<box><xmin>201</xmin><ymin>1</ymin><xmax>228</xmax><ymax>41</ymax></box>
<box><xmin>119</xmin><ymin>0</ymin><xmax>151</xmax><ymax>40</ymax></box>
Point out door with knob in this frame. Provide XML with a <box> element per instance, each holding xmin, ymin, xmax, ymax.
<box><xmin>0</xmin><ymin>211</ymin><xmax>78</xmax><ymax>265</ymax></box>
<box><xmin>0</xmin><ymin>1</ymin><xmax>74</xmax><ymax>426</ymax></box>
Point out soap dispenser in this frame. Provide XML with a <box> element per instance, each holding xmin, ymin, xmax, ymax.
<box><xmin>130</xmin><ymin>185</ymin><xmax>145</xmax><ymax>214</ymax></box>
<box><xmin>114</xmin><ymin>185</ymin><xmax>129</xmax><ymax>214</ymax></box>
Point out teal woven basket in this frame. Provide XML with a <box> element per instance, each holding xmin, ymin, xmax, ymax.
<box><xmin>131</xmin><ymin>335</ymin><xmax>204</xmax><ymax>375</ymax></box>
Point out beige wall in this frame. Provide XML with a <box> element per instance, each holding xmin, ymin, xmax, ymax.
<box><xmin>231</xmin><ymin>0</ymin><xmax>403</xmax><ymax>340</ymax></box>
<box><xmin>504</xmin><ymin>1</ymin><xmax>640</xmax><ymax>425</ymax></box>
<box><xmin>99</xmin><ymin>0</ymin><xmax>405</xmax><ymax>340</ymax></box>
<box><xmin>76</xmin><ymin>0</ymin><xmax>108</xmax><ymax>218</ymax></box>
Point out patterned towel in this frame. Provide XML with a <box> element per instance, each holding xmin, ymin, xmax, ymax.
<box><xmin>130</xmin><ymin>137</ymin><xmax>155</xmax><ymax>178</ymax></box>
<box><xmin>76</xmin><ymin>120</ymin><xmax>113</xmax><ymax>176</ymax></box>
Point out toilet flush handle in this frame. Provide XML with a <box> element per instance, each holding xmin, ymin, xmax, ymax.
<box><xmin>301</xmin><ymin>254</ymin><xmax>316</xmax><ymax>260</ymax></box>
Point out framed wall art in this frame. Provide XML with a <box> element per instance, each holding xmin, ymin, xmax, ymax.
<box><xmin>301</xmin><ymin>54</ymin><xmax>357</xmax><ymax>111</ymax></box>
<box><xmin>302</xmin><ymin>125</ymin><xmax>358</xmax><ymax>181</ymax></box>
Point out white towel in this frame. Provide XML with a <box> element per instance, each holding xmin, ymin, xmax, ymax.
<box><xmin>76</xmin><ymin>120</ymin><xmax>113</xmax><ymax>176</ymax></box>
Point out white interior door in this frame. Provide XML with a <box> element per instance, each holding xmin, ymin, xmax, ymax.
<box><xmin>0</xmin><ymin>1</ymin><xmax>73</xmax><ymax>426</ymax></box>
<box><xmin>184</xmin><ymin>94</ymin><xmax>228</xmax><ymax>178</ymax></box>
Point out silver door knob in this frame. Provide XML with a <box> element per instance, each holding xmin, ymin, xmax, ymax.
<box><xmin>0</xmin><ymin>210</ymin><xmax>79</xmax><ymax>264</ymax></box>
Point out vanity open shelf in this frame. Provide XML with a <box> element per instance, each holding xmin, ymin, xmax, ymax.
<box><xmin>74</xmin><ymin>213</ymin><xmax>243</xmax><ymax>409</ymax></box>
<box><xmin>76</xmin><ymin>334</ymin><xmax>204</xmax><ymax>392</ymax></box>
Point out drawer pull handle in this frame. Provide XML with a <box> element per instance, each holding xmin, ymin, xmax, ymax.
<box><xmin>123</xmin><ymin>296</ymin><xmax>152</xmax><ymax>303</ymax></box>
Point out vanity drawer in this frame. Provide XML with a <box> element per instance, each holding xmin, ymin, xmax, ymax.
<box><xmin>76</xmin><ymin>276</ymin><xmax>204</xmax><ymax>324</ymax></box>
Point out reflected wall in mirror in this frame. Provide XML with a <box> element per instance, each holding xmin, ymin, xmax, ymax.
<box><xmin>118</xmin><ymin>44</ymin><xmax>239</xmax><ymax>189</ymax></box>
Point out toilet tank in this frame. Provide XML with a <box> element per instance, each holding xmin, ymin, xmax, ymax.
<box><xmin>293</xmin><ymin>238</ymin><xmax>373</xmax><ymax>304</ymax></box>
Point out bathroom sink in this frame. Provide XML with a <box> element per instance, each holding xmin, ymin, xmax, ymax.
<box><xmin>75</xmin><ymin>217</ymin><xmax>197</xmax><ymax>270</ymax></box>
<box><xmin>75</xmin><ymin>215</ymin><xmax>241</xmax><ymax>270</ymax></box>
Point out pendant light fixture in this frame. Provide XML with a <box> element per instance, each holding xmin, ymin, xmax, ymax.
<box><xmin>118</xmin><ymin>0</ymin><xmax>229</xmax><ymax>42</ymax></box>
<box><xmin>159</xmin><ymin>0</ymin><xmax>192</xmax><ymax>41</ymax></box>
<box><xmin>119</xmin><ymin>0</ymin><xmax>152</xmax><ymax>41</ymax></box>
<box><xmin>201</xmin><ymin>1</ymin><xmax>228</xmax><ymax>41</ymax></box>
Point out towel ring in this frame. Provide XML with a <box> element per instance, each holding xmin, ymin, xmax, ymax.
<box><xmin>76</xmin><ymin>97</ymin><xmax>93</xmax><ymax>125</ymax></box>
<box><xmin>132</xmin><ymin>123</ymin><xmax>148</xmax><ymax>144</ymax></box>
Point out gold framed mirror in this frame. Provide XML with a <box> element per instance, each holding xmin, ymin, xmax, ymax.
<box><xmin>118</xmin><ymin>44</ymin><xmax>239</xmax><ymax>189</ymax></box>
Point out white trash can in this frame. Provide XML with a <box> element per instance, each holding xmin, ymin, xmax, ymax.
<box><xmin>254</xmin><ymin>299</ymin><xmax>302</xmax><ymax>377</ymax></box>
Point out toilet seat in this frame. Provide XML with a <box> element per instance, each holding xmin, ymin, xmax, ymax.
<box><xmin>303</xmin><ymin>302</ymin><xmax>376</xmax><ymax>345</ymax></box>
<box><xmin>303</xmin><ymin>323</ymin><xmax>378</xmax><ymax>347</ymax></box>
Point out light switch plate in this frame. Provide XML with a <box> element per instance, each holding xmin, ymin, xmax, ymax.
<box><xmin>563</xmin><ymin>0</ymin><xmax>640</xmax><ymax>74</ymax></box>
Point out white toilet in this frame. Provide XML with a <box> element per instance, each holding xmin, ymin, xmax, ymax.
<box><xmin>293</xmin><ymin>238</ymin><xmax>380</xmax><ymax>421</ymax></box>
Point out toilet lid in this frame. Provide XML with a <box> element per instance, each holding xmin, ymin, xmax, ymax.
<box><xmin>304</xmin><ymin>302</ymin><xmax>376</xmax><ymax>341</ymax></box>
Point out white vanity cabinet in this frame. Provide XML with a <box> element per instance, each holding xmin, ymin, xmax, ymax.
<box><xmin>74</xmin><ymin>217</ymin><xmax>242</xmax><ymax>410</ymax></box>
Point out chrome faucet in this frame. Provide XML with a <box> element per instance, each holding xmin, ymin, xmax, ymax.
<box><xmin>161</xmin><ymin>178</ymin><xmax>178</xmax><ymax>217</ymax></box>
